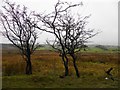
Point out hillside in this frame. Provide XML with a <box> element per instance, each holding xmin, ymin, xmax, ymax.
<box><xmin>0</xmin><ymin>43</ymin><xmax>119</xmax><ymax>53</ymax></box>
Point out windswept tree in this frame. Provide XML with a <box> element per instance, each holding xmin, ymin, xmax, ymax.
<box><xmin>58</xmin><ymin>12</ymin><xmax>99</xmax><ymax>77</ymax></box>
<box><xmin>35</xmin><ymin>0</ymin><xmax>99</xmax><ymax>77</ymax></box>
<box><xmin>0</xmin><ymin>1</ymin><xmax>39</xmax><ymax>75</ymax></box>
<box><xmin>35</xmin><ymin>0</ymin><xmax>83</xmax><ymax>77</ymax></box>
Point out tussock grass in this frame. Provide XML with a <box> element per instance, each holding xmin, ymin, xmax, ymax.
<box><xmin>2</xmin><ymin>50</ymin><xmax>119</xmax><ymax>88</ymax></box>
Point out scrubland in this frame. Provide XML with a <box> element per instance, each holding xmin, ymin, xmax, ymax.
<box><xmin>2</xmin><ymin>47</ymin><xmax>120</xmax><ymax>88</ymax></box>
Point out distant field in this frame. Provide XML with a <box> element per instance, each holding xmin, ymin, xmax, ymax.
<box><xmin>1</xmin><ymin>43</ymin><xmax>119</xmax><ymax>53</ymax></box>
<box><xmin>37</xmin><ymin>45</ymin><xmax>119</xmax><ymax>54</ymax></box>
<box><xmin>2</xmin><ymin>48</ymin><xmax>119</xmax><ymax>88</ymax></box>
<box><xmin>83</xmin><ymin>47</ymin><xmax>119</xmax><ymax>53</ymax></box>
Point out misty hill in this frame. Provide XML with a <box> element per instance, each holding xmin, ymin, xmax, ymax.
<box><xmin>0</xmin><ymin>43</ymin><xmax>119</xmax><ymax>53</ymax></box>
<box><xmin>1</xmin><ymin>44</ymin><xmax>18</xmax><ymax>51</ymax></box>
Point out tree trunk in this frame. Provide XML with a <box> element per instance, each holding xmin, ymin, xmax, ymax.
<box><xmin>25</xmin><ymin>44</ymin><xmax>32</xmax><ymax>75</ymax></box>
<box><xmin>62</xmin><ymin>54</ymin><xmax>69</xmax><ymax>76</ymax></box>
<box><xmin>26</xmin><ymin>55</ymin><xmax>32</xmax><ymax>75</ymax></box>
<box><xmin>71</xmin><ymin>53</ymin><xmax>80</xmax><ymax>77</ymax></box>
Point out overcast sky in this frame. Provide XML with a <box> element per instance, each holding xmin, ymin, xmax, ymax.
<box><xmin>0</xmin><ymin>0</ymin><xmax>118</xmax><ymax>45</ymax></box>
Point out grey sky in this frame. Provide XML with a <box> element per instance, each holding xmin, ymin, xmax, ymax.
<box><xmin>0</xmin><ymin>0</ymin><xmax>118</xmax><ymax>45</ymax></box>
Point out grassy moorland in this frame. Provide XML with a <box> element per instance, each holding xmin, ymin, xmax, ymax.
<box><xmin>2</xmin><ymin>45</ymin><xmax>120</xmax><ymax>88</ymax></box>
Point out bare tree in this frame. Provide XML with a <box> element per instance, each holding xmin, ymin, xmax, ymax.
<box><xmin>59</xmin><ymin>12</ymin><xmax>99</xmax><ymax>77</ymax></box>
<box><xmin>35</xmin><ymin>0</ymin><xmax>99</xmax><ymax>77</ymax></box>
<box><xmin>0</xmin><ymin>1</ymin><xmax>39</xmax><ymax>75</ymax></box>
<box><xmin>47</xmin><ymin>11</ymin><xmax>98</xmax><ymax>78</ymax></box>
<box><xmin>35</xmin><ymin>0</ymin><xmax>83</xmax><ymax>77</ymax></box>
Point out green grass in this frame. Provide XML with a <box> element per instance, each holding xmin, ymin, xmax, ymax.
<box><xmin>36</xmin><ymin>46</ymin><xmax>53</xmax><ymax>51</ymax></box>
<box><xmin>2</xmin><ymin>69</ymin><xmax>118</xmax><ymax>88</ymax></box>
<box><xmin>81</xmin><ymin>47</ymin><xmax>119</xmax><ymax>53</ymax></box>
<box><xmin>2</xmin><ymin>61</ymin><xmax>119</xmax><ymax>88</ymax></box>
<box><xmin>37</xmin><ymin>45</ymin><xmax>119</xmax><ymax>53</ymax></box>
<box><xmin>2</xmin><ymin>49</ymin><xmax>119</xmax><ymax>88</ymax></box>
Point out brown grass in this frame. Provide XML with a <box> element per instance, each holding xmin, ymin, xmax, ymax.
<box><xmin>2</xmin><ymin>50</ymin><xmax>119</xmax><ymax>76</ymax></box>
<box><xmin>2</xmin><ymin>50</ymin><xmax>119</xmax><ymax>88</ymax></box>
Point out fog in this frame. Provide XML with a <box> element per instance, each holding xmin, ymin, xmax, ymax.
<box><xmin>0</xmin><ymin>0</ymin><xmax>118</xmax><ymax>45</ymax></box>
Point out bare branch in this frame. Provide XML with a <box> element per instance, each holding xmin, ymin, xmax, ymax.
<box><xmin>0</xmin><ymin>1</ymin><xmax>39</xmax><ymax>62</ymax></box>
